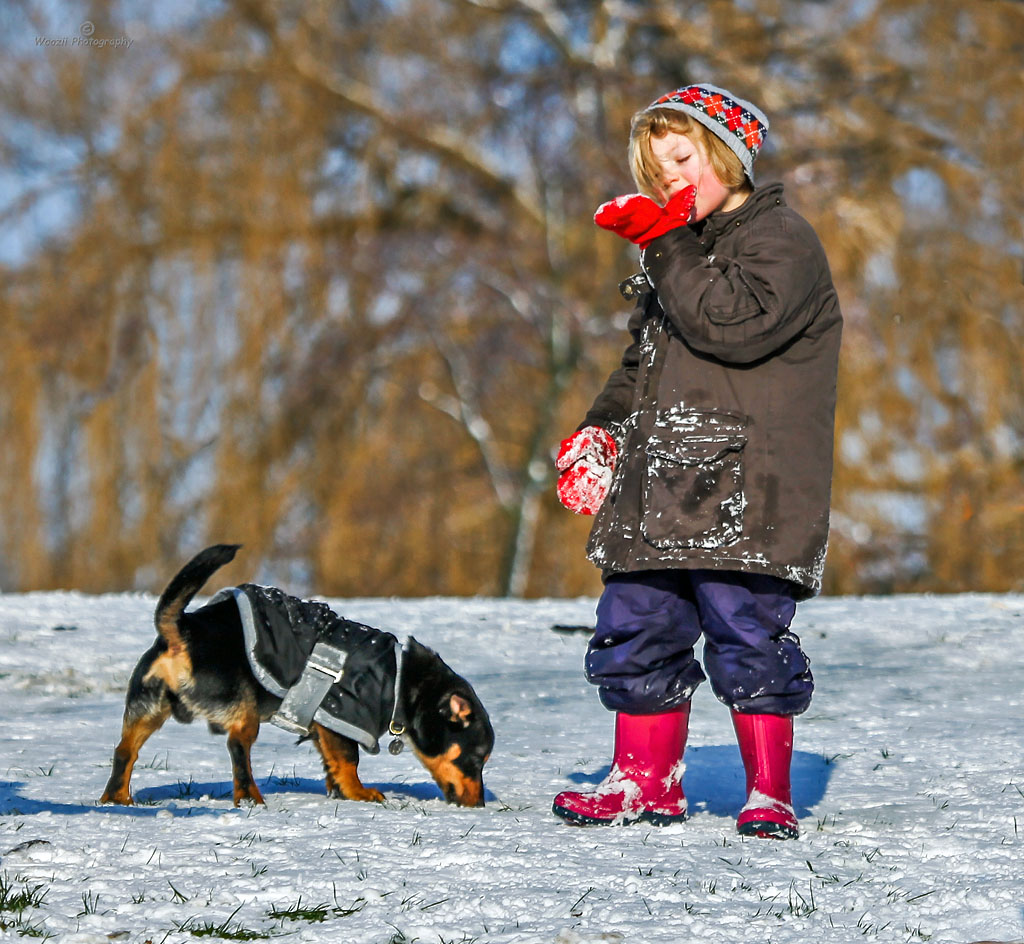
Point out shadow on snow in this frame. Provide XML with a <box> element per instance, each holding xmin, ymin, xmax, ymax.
<box><xmin>0</xmin><ymin>776</ymin><xmax>494</xmax><ymax>819</ymax></box>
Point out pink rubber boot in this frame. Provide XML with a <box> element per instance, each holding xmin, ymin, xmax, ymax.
<box><xmin>732</xmin><ymin>711</ymin><xmax>799</xmax><ymax>840</ymax></box>
<box><xmin>552</xmin><ymin>705</ymin><xmax>689</xmax><ymax>826</ymax></box>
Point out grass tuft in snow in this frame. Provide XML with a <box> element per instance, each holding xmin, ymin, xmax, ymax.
<box><xmin>75</xmin><ymin>890</ymin><xmax>102</xmax><ymax>916</ymax></box>
<box><xmin>266</xmin><ymin>897</ymin><xmax>331</xmax><ymax>923</ymax></box>
<box><xmin>0</xmin><ymin>873</ymin><xmax>48</xmax><ymax>914</ymax></box>
<box><xmin>0</xmin><ymin>873</ymin><xmax>51</xmax><ymax>939</ymax></box>
<box><xmin>382</xmin><ymin>930</ymin><xmax>418</xmax><ymax>944</ymax></box>
<box><xmin>175</xmin><ymin>905</ymin><xmax>270</xmax><ymax>940</ymax></box>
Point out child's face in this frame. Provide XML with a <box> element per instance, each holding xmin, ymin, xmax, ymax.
<box><xmin>649</xmin><ymin>130</ymin><xmax>745</xmax><ymax>220</ymax></box>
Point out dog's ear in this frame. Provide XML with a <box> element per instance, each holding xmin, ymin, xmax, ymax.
<box><xmin>444</xmin><ymin>693</ymin><xmax>474</xmax><ymax>728</ymax></box>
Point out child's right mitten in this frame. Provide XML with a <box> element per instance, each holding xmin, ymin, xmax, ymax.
<box><xmin>593</xmin><ymin>186</ymin><xmax>697</xmax><ymax>249</ymax></box>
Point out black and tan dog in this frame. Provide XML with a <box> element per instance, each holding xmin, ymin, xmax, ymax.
<box><xmin>100</xmin><ymin>545</ymin><xmax>493</xmax><ymax>808</ymax></box>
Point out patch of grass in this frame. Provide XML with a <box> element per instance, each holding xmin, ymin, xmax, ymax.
<box><xmin>569</xmin><ymin>887</ymin><xmax>593</xmax><ymax>917</ymax></box>
<box><xmin>139</xmin><ymin>752</ymin><xmax>171</xmax><ymax>770</ymax></box>
<box><xmin>0</xmin><ymin>873</ymin><xmax>48</xmax><ymax>914</ymax></box>
<box><xmin>855</xmin><ymin>911</ymin><xmax>892</xmax><ymax>936</ymax></box>
<box><xmin>785</xmin><ymin>881</ymin><xmax>816</xmax><ymax>917</ymax></box>
<box><xmin>494</xmin><ymin>800</ymin><xmax>531</xmax><ymax>812</ymax></box>
<box><xmin>3</xmin><ymin>916</ymin><xmax>53</xmax><ymax>939</ymax></box>
<box><xmin>330</xmin><ymin>886</ymin><xmax>365</xmax><ymax>917</ymax></box>
<box><xmin>383</xmin><ymin>930</ymin><xmax>418</xmax><ymax>944</ymax></box>
<box><xmin>265</xmin><ymin>891</ymin><xmax>366</xmax><ymax>926</ymax></box>
<box><xmin>266</xmin><ymin>898</ymin><xmax>330</xmax><ymax>923</ymax></box>
<box><xmin>823</xmin><ymin>751</ymin><xmax>852</xmax><ymax>765</ymax></box>
<box><xmin>0</xmin><ymin>875</ymin><xmax>52</xmax><ymax>940</ymax></box>
<box><xmin>175</xmin><ymin>906</ymin><xmax>271</xmax><ymax>940</ymax></box>
<box><xmin>76</xmin><ymin>890</ymin><xmax>102</xmax><ymax>917</ymax></box>
<box><xmin>264</xmin><ymin>765</ymin><xmax>300</xmax><ymax>787</ymax></box>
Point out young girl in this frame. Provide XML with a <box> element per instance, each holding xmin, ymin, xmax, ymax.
<box><xmin>553</xmin><ymin>84</ymin><xmax>842</xmax><ymax>838</ymax></box>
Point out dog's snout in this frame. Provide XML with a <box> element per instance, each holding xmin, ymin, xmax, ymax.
<box><xmin>455</xmin><ymin>777</ymin><xmax>485</xmax><ymax>808</ymax></box>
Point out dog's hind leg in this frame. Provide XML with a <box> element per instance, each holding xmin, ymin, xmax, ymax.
<box><xmin>100</xmin><ymin>703</ymin><xmax>172</xmax><ymax>805</ymax></box>
<box><xmin>310</xmin><ymin>723</ymin><xmax>384</xmax><ymax>803</ymax></box>
<box><xmin>226</xmin><ymin>707</ymin><xmax>265</xmax><ymax>806</ymax></box>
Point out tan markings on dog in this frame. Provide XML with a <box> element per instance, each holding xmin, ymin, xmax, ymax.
<box><xmin>226</xmin><ymin>708</ymin><xmax>264</xmax><ymax>806</ymax></box>
<box><xmin>311</xmin><ymin>723</ymin><xmax>384</xmax><ymax>803</ymax></box>
<box><xmin>323</xmin><ymin>758</ymin><xmax>385</xmax><ymax>803</ymax></box>
<box><xmin>414</xmin><ymin>743</ymin><xmax>484</xmax><ymax>808</ymax></box>
<box><xmin>99</xmin><ymin>705</ymin><xmax>173</xmax><ymax>805</ymax></box>
<box><xmin>141</xmin><ymin>650</ymin><xmax>192</xmax><ymax>692</ymax></box>
<box><xmin>156</xmin><ymin>603</ymin><xmax>190</xmax><ymax>654</ymax></box>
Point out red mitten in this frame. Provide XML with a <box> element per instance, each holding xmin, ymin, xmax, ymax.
<box><xmin>555</xmin><ymin>426</ymin><xmax>618</xmax><ymax>516</ymax></box>
<box><xmin>594</xmin><ymin>186</ymin><xmax>697</xmax><ymax>249</ymax></box>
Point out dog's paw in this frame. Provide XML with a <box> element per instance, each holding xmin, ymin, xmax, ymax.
<box><xmin>330</xmin><ymin>785</ymin><xmax>385</xmax><ymax>803</ymax></box>
<box><xmin>232</xmin><ymin>786</ymin><xmax>266</xmax><ymax>807</ymax></box>
<box><xmin>99</xmin><ymin>791</ymin><xmax>133</xmax><ymax>806</ymax></box>
<box><xmin>351</xmin><ymin>786</ymin><xmax>386</xmax><ymax>803</ymax></box>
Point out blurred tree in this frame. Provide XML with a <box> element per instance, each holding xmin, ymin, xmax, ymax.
<box><xmin>0</xmin><ymin>0</ymin><xmax>1021</xmax><ymax>595</ymax></box>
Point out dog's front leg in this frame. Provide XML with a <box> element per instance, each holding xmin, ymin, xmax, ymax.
<box><xmin>310</xmin><ymin>723</ymin><xmax>384</xmax><ymax>803</ymax></box>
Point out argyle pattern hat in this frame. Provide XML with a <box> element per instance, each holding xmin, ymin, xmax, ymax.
<box><xmin>645</xmin><ymin>84</ymin><xmax>769</xmax><ymax>183</ymax></box>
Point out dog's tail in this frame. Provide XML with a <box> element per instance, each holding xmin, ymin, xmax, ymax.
<box><xmin>154</xmin><ymin>544</ymin><xmax>241</xmax><ymax>651</ymax></box>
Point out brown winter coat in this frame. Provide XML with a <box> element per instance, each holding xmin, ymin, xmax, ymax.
<box><xmin>582</xmin><ymin>183</ymin><xmax>842</xmax><ymax>599</ymax></box>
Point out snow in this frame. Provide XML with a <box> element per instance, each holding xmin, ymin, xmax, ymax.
<box><xmin>2</xmin><ymin>589</ymin><xmax>1023</xmax><ymax>943</ymax></box>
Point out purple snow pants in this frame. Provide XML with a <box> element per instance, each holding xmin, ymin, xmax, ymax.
<box><xmin>585</xmin><ymin>569</ymin><xmax>813</xmax><ymax>716</ymax></box>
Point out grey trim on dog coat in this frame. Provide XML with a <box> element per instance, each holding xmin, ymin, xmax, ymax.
<box><xmin>207</xmin><ymin>584</ymin><xmax>399</xmax><ymax>753</ymax></box>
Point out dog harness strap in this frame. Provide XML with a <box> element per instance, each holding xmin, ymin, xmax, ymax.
<box><xmin>271</xmin><ymin>640</ymin><xmax>349</xmax><ymax>736</ymax></box>
<box><xmin>387</xmin><ymin>637</ymin><xmax>411</xmax><ymax>755</ymax></box>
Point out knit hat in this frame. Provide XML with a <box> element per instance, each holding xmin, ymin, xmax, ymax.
<box><xmin>643</xmin><ymin>84</ymin><xmax>769</xmax><ymax>184</ymax></box>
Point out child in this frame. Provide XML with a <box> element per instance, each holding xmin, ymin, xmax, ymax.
<box><xmin>553</xmin><ymin>84</ymin><xmax>842</xmax><ymax>838</ymax></box>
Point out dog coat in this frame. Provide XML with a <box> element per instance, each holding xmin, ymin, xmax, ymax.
<box><xmin>206</xmin><ymin>584</ymin><xmax>399</xmax><ymax>752</ymax></box>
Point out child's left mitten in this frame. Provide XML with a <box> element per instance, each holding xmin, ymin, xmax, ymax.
<box><xmin>555</xmin><ymin>426</ymin><xmax>618</xmax><ymax>515</ymax></box>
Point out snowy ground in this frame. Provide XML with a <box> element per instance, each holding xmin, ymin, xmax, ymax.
<box><xmin>1</xmin><ymin>587</ymin><xmax>1023</xmax><ymax>944</ymax></box>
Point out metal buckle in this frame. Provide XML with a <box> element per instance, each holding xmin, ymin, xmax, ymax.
<box><xmin>306</xmin><ymin>660</ymin><xmax>345</xmax><ymax>684</ymax></box>
<box><xmin>618</xmin><ymin>272</ymin><xmax>651</xmax><ymax>300</ymax></box>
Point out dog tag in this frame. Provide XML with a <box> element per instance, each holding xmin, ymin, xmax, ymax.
<box><xmin>388</xmin><ymin>737</ymin><xmax>405</xmax><ymax>755</ymax></box>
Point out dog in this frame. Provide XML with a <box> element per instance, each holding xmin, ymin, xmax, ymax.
<box><xmin>100</xmin><ymin>544</ymin><xmax>493</xmax><ymax>808</ymax></box>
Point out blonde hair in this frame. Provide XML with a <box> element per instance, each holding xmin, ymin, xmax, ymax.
<box><xmin>629</xmin><ymin>108</ymin><xmax>751</xmax><ymax>201</ymax></box>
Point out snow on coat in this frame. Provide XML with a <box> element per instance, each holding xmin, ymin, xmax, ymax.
<box><xmin>208</xmin><ymin>584</ymin><xmax>399</xmax><ymax>752</ymax></box>
<box><xmin>584</xmin><ymin>183</ymin><xmax>843</xmax><ymax>598</ymax></box>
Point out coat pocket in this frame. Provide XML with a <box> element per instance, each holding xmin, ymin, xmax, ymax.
<box><xmin>641</xmin><ymin>409</ymin><xmax>748</xmax><ymax>549</ymax></box>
